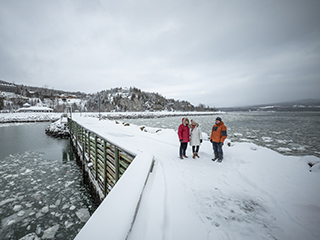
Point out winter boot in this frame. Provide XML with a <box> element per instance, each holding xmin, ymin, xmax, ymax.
<box><xmin>212</xmin><ymin>155</ymin><xmax>219</xmax><ymax>161</ymax></box>
<box><xmin>196</xmin><ymin>152</ymin><xmax>200</xmax><ymax>158</ymax></box>
<box><xmin>217</xmin><ymin>154</ymin><xmax>223</xmax><ymax>163</ymax></box>
<box><xmin>192</xmin><ymin>152</ymin><xmax>196</xmax><ymax>159</ymax></box>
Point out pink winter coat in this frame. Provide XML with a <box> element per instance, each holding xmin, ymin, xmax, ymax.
<box><xmin>178</xmin><ymin>118</ymin><xmax>190</xmax><ymax>143</ymax></box>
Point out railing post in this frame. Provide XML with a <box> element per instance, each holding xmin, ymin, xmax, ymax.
<box><xmin>82</xmin><ymin>142</ymin><xmax>85</xmax><ymax>181</ymax></box>
<box><xmin>82</xmin><ymin>142</ymin><xmax>85</xmax><ymax>162</ymax></box>
<box><xmin>76</xmin><ymin>122</ymin><xmax>79</xmax><ymax>139</ymax></box>
<box><xmin>115</xmin><ymin>147</ymin><xmax>120</xmax><ymax>182</ymax></box>
<box><xmin>103</xmin><ymin>140</ymin><xmax>107</xmax><ymax>195</ymax></box>
<box><xmin>95</xmin><ymin>135</ymin><xmax>98</xmax><ymax>180</ymax></box>
<box><xmin>88</xmin><ymin>132</ymin><xmax>91</xmax><ymax>162</ymax></box>
<box><xmin>81</xmin><ymin>126</ymin><xmax>84</xmax><ymax>145</ymax></box>
<box><xmin>84</xmin><ymin>129</ymin><xmax>87</xmax><ymax>154</ymax></box>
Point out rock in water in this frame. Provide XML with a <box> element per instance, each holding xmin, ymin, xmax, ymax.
<box><xmin>42</xmin><ymin>224</ymin><xmax>59</xmax><ymax>239</ymax></box>
<box><xmin>41</xmin><ymin>206</ymin><xmax>49</xmax><ymax>214</ymax></box>
<box><xmin>19</xmin><ymin>233</ymin><xmax>40</xmax><ymax>240</ymax></box>
<box><xmin>13</xmin><ymin>205</ymin><xmax>23</xmax><ymax>211</ymax></box>
<box><xmin>75</xmin><ymin>208</ymin><xmax>90</xmax><ymax>222</ymax></box>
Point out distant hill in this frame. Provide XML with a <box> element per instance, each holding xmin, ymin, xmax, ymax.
<box><xmin>0</xmin><ymin>80</ymin><xmax>216</xmax><ymax>112</ymax></box>
<box><xmin>0</xmin><ymin>79</ymin><xmax>87</xmax><ymax>99</ymax></box>
<box><xmin>219</xmin><ymin>99</ymin><xmax>320</xmax><ymax>112</ymax></box>
<box><xmin>85</xmin><ymin>87</ymin><xmax>216</xmax><ymax>112</ymax></box>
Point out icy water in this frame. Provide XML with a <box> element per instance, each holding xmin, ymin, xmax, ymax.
<box><xmin>122</xmin><ymin>111</ymin><xmax>320</xmax><ymax>158</ymax></box>
<box><xmin>0</xmin><ymin>123</ymin><xmax>96</xmax><ymax>240</ymax></box>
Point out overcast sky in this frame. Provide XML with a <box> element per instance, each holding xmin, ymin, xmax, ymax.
<box><xmin>1</xmin><ymin>0</ymin><xmax>319</xmax><ymax>107</ymax></box>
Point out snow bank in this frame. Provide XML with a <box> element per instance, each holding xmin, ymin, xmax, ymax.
<box><xmin>80</xmin><ymin>111</ymin><xmax>224</xmax><ymax>119</ymax></box>
<box><xmin>45</xmin><ymin>119</ymin><xmax>69</xmax><ymax>138</ymax></box>
<box><xmin>63</xmin><ymin>115</ymin><xmax>320</xmax><ymax>240</ymax></box>
<box><xmin>0</xmin><ymin>112</ymin><xmax>60</xmax><ymax>123</ymax></box>
<box><xmin>0</xmin><ymin>111</ymin><xmax>223</xmax><ymax>123</ymax></box>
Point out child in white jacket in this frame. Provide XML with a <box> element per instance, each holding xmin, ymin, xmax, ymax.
<box><xmin>190</xmin><ymin>119</ymin><xmax>203</xmax><ymax>158</ymax></box>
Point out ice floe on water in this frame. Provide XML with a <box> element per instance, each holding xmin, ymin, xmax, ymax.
<box><xmin>261</xmin><ymin>136</ymin><xmax>273</xmax><ymax>142</ymax></box>
<box><xmin>0</xmin><ymin>151</ymin><xmax>96</xmax><ymax>240</ymax></box>
<box><xmin>277</xmin><ymin>147</ymin><xmax>293</xmax><ymax>152</ymax></box>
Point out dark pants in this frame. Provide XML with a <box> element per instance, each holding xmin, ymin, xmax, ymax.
<box><xmin>180</xmin><ymin>142</ymin><xmax>188</xmax><ymax>157</ymax></box>
<box><xmin>212</xmin><ymin>142</ymin><xmax>223</xmax><ymax>158</ymax></box>
<box><xmin>192</xmin><ymin>145</ymin><xmax>199</xmax><ymax>153</ymax></box>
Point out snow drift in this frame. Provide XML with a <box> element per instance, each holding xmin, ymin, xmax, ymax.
<box><xmin>72</xmin><ymin>114</ymin><xmax>320</xmax><ymax>240</ymax></box>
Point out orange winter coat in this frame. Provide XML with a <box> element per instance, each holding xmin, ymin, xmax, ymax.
<box><xmin>210</xmin><ymin>121</ymin><xmax>227</xmax><ymax>143</ymax></box>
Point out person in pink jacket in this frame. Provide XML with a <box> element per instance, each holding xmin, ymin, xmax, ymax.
<box><xmin>178</xmin><ymin>117</ymin><xmax>190</xmax><ymax>159</ymax></box>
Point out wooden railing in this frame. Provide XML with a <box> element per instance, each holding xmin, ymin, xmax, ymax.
<box><xmin>68</xmin><ymin>118</ymin><xmax>136</xmax><ymax>199</ymax></box>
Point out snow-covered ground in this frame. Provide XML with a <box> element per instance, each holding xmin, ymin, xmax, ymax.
<box><xmin>82</xmin><ymin>111</ymin><xmax>222</xmax><ymax>119</ymax></box>
<box><xmin>0</xmin><ymin>111</ymin><xmax>221</xmax><ymax>123</ymax></box>
<box><xmin>45</xmin><ymin>119</ymin><xmax>69</xmax><ymax>138</ymax></box>
<box><xmin>72</xmin><ymin>114</ymin><xmax>320</xmax><ymax>240</ymax></box>
<box><xmin>0</xmin><ymin>112</ymin><xmax>61</xmax><ymax>123</ymax></box>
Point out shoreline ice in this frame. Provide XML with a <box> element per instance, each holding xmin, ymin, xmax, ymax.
<box><xmin>0</xmin><ymin>111</ymin><xmax>222</xmax><ymax>123</ymax></box>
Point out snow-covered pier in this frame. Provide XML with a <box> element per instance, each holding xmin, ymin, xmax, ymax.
<box><xmin>68</xmin><ymin>118</ymin><xmax>137</xmax><ymax>202</ymax></box>
<box><xmin>68</xmin><ymin>114</ymin><xmax>320</xmax><ymax>240</ymax></box>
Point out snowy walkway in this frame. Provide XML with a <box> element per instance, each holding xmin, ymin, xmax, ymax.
<box><xmin>73</xmin><ymin>114</ymin><xmax>320</xmax><ymax>240</ymax></box>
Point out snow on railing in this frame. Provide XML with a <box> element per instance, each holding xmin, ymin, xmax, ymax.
<box><xmin>68</xmin><ymin>118</ymin><xmax>136</xmax><ymax>200</ymax></box>
<box><xmin>69</xmin><ymin>117</ymin><xmax>156</xmax><ymax>240</ymax></box>
<box><xmin>74</xmin><ymin>152</ymin><xmax>155</xmax><ymax>240</ymax></box>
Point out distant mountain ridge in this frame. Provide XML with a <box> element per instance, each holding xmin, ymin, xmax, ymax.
<box><xmin>220</xmin><ymin>99</ymin><xmax>320</xmax><ymax>112</ymax></box>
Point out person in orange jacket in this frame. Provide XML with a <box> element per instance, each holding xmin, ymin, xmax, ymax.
<box><xmin>178</xmin><ymin>117</ymin><xmax>190</xmax><ymax>159</ymax></box>
<box><xmin>210</xmin><ymin>117</ymin><xmax>227</xmax><ymax>162</ymax></box>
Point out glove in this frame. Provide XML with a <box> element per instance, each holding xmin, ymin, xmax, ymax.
<box><xmin>200</xmin><ymin>139</ymin><xmax>203</xmax><ymax>143</ymax></box>
<box><xmin>210</xmin><ymin>139</ymin><xmax>213</xmax><ymax>143</ymax></box>
<box><xmin>180</xmin><ymin>139</ymin><xmax>183</xmax><ymax>143</ymax></box>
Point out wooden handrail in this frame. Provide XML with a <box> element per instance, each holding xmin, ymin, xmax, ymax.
<box><xmin>68</xmin><ymin>118</ymin><xmax>136</xmax><ymax>198</ymax></box>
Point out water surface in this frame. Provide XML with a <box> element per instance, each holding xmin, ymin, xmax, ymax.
<box><xmin>122</xmin><ymin>111</ymin><xmax>320</xmax><ymax>157</ymax></box>
<box><xmin>0</xmin><ymin>122</ymin><xmax>96</xmax><ymax>240</ymax></box>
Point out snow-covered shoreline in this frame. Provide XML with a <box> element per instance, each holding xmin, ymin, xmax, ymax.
<box><xmin>45</xmin><ymin>120</ymin><xmax>69</xmax><ymax>138</ymax></box>
<box><xmin>0</xmin><ymin>111</ymin><xmax>222</xmax><ymax>123</ymax></box>
<box><xmin>0</xmin><ymin>112</ymin><xmax>61</xmax><ymax>123</ymax></box>
<box><xmin>80</xmin><ymin>111</ymin><xmax>222</xmax><ymax>119</ymax></box>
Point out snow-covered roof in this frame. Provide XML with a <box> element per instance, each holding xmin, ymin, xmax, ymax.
<box><xmin>23</xmin><ymin>103</ymin><xmax>31</xmax><ymax>107</ymax></box>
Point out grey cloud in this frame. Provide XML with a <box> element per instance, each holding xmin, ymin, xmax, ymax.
<box><xmin>0</xmin><ymin>0</ymin><xmax>319</xmax><ymax>107</ymax></box>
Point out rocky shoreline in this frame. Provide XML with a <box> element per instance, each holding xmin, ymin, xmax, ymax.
<box><xmin>45</xmin><ymin>121</ymin><xmax>70</xmax><ymax>138</ymax></box>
